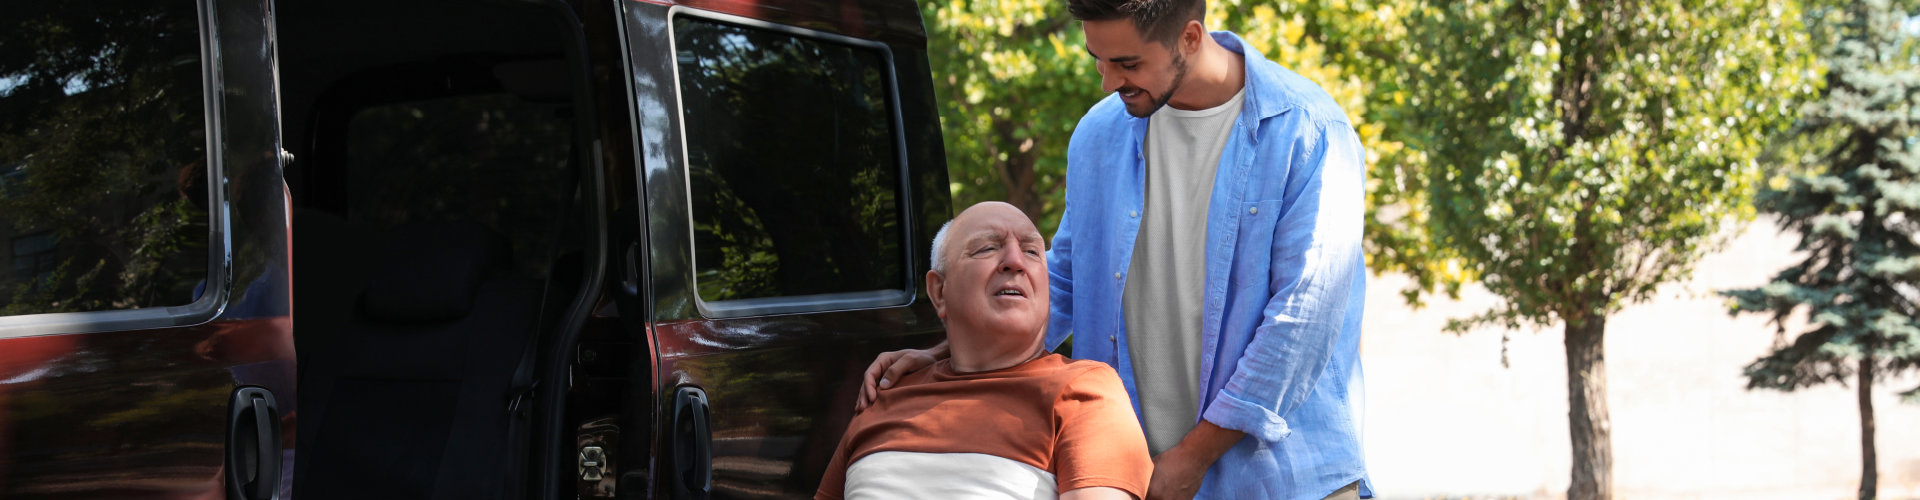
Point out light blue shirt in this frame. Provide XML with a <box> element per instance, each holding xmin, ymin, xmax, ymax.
<box><xmin>1044</xmin><ymin>31</ymin><xmax>1372</xmax><ymax>500</ymax></box>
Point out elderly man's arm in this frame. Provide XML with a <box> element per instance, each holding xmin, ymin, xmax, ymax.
<box><xmin>1056</xmin><ymin>365</ymin><xmax>1153</xmax><ymax>499</ymax></box>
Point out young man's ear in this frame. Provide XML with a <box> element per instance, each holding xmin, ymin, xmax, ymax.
<box><xmin>926</xmin><ymin>270</ymin><xmax>948</xmax><ymax>320</ymax></box>
<box><xmin>1180</xmin><ymin>19</ymin><xmax>1204</xmax><ymax>55</ymax></box>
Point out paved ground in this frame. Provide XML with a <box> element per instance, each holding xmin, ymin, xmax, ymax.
<box><xmin>1360</xmin><ymin>218</ymin><xmax>1920</xmax><ymax>500</ymax></box>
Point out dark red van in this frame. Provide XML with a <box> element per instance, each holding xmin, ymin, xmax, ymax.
<box><xmin>0</xmin><ymin>0</ymin><xmax>950</xmax><ymax>498</ymax></box>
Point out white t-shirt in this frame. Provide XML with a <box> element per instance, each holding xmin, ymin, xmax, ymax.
<box><xmin>845</xmin><ymin>451</ymin><xmax>1056</xmax><ymax>499</ymax></box>
<box><xmin>1126</xmin><ymin>88</ymin><xmax>1246</xmax><ymax>453</ymax></box>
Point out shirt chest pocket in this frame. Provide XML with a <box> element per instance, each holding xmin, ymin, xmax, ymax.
<box><xmin>1228</xmin><ymin>199</ymin><xmax>1287</xmax><ymax>292</ymax></box>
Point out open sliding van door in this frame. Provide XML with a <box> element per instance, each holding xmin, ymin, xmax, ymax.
<box><xmin>0</xmin><ymin>0</ymin><xmax>293</xmax><ymax>498</ymax></box>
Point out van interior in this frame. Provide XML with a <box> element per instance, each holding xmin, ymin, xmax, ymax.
<box><xmin>277</xmin><ymin>0</ymin><xmax>599</xmax><ymax>497</ymax></box>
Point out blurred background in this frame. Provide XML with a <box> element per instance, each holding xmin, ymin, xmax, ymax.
<box><xmin>1362</xmin><ymin>219</ymin><xmax>1920</xmax><ymax>500</ymax></box>
<box><xmin>917</xmin><ymin>0</ymin><xmax>1920</xmax><ymax>498</ymax></box>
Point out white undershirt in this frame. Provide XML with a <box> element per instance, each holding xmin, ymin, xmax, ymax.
<box><xmin>845</xmin><ymin>451</ymin><xmax>1056</xmax><ymax>499</ymax></box>
<box><xmin>1126</xmin><ymin>88</ymin><xmax>1245</xmax><ymax>454</ymax></box>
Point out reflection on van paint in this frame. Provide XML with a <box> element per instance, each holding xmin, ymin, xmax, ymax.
<box><xmin>0</xmin><ymin>318</ymin><xmax>292</xmax><ymax>499</ymax></box>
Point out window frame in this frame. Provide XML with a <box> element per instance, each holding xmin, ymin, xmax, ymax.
<box><xmin>666</xmin><ymin>7</ymin><xmax>917</xmax><ymax>319</ymax></box>
<box><xmin>0</xmin><ymin>0</ymin><xmax>231</xmax><ymax>338</ymax></box>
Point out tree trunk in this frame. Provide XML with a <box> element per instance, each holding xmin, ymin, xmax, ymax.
<box><xmin>1565</xmin><ymin>317</ymin><xmax>1612</xmax><ymax>500</ymax></box>
<box><xmin>1858</xmin><ymin>354</ymin><xmax>1877</xmax><ymax>500</ymax></box>
<box><xmin>995</xmin><ymin>150</ymin><xmax>1042</xmax><ymax>227</ymax></box>
<box><xmin>989</xmin><ymin>120</ymin><xmax>1044</xmax><ymax>228</ymax></box>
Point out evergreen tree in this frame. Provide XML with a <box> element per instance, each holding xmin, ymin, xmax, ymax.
<box><xmin>1722</xmin><ymin>1</ymin><xmax>1920</xmax><ymax>499</ymax></box>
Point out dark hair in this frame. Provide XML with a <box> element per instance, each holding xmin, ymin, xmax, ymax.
<box><xmin>1065</xmin><ymin>0</ymin><xmax>1204</xmax><ymax>46</ymax></box>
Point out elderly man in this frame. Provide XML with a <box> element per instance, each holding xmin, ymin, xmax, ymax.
<box><xmin>816</xmin><ymin>202</ymin><xmax>1152</xmax><ymax>500</ymax></box>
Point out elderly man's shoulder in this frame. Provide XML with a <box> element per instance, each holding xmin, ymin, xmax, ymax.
<box><xmin>1050</xmin><ymin>355</ymin><xmax>1119</xmax><ymax>376</ymax></box>
<box><xmin>893</xmin><ymin>355</ymin><xmax>1128</xmax><ymax>401</ymax></box>
<box><xmin>1042</xmin><ymin>355</ymin><xmax>1129</xmax><ymax>396</ymax></box>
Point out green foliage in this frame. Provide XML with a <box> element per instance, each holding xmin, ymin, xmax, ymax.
<box><xmin>0</xmin><ymin>258</ymin><xmax>104</xmax><ymax>315</ymax></box>
<box><xmin>1214</xmin><ymin>0</ymin><xmax>1471</xmax><ymax>306</ymax></box>
<box><xmin>1722</xmin><ymin>0</ymin><xmax>1920</xmax><ymax>400</ymax></box>
<box><xmin>122</xmin><ymin>197</ymin><xmax>209</xmax><ymax>306</ymax></box>
<box><xmin>1388</xmin><ymin>0</ymin><xmax>1820</xmax><ymax>331</ymax></box>
<box><xmin>923</xmin><ymin>0</ymin><xmax>1434</xmax><ymax>279</ymax></box>
<box><xmin>923</xmin><ymin>0</ymin><xmax>1102</xmax><ymax>234</ymax></box>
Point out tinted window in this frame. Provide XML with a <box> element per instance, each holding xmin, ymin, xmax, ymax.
<box><xmin>672</xmin><ymin>17</ymin><xmax>908</xmax><ymax>306</ymax></box>
<box><xmin>0</xmin><ymin>0</ymin><xmax>210</xmax><ymax>316</ymax></box>
<box><xmin>346</xmin><ymin>92</ymin><xmax>574</xmax><ymax>279</ymax></box>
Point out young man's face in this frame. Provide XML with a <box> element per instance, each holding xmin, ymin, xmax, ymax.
<box><xmin>1083</xmin><ymin>18</ymin><xmax>1189</xmax><ymax>118</ymax></box>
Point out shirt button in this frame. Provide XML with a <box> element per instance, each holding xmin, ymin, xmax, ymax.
<box><xmin>1109</xmin><ymin>335</ymin><xmax>1117</xmax><ymax>343</ymax></box>
<box><xmin>1249</xmin><ymin>206</ymin><xmax>1259</xmax><ymax>215</ymax></box>
<box><xmin>1113</xmin><ymin>272</ymin><xmax>1122</xmax><ymax>279</ymax></box>
<box><xmin>1130</xmin><ymin>210</ymin><xmax>1139</xmax><ymax>218</ymax></box>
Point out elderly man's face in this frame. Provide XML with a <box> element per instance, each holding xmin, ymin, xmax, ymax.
<box><xmin>930</xmin><ymin>203</ymin><xmax>1049</xmax><ymax>342</ymax></box>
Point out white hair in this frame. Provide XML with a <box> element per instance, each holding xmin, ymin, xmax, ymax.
<box><xmin>930</xmin><ymin>219</ymin><xmax>955</xmax><ymax>273</ymax></box>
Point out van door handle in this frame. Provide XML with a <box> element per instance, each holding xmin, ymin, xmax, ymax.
<box><xmin>226</xmin><ymin>387</ymin><xmax>282</xmax><ymax>500</ymax></box>
<box><xmin>670</xmin><ymin>387</ymin><xmax>711</xmax><ymax>500</ymax></box>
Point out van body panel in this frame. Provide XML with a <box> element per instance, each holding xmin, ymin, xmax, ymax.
<box><xmin>0</xmin><ymin>0</ymin><xmax>293</xmax><ymax>496</ymax></box>
<box><xmin>0</xmin><ymin>320</ymin><xmax>294</xmax><ymax>499</ymax></box>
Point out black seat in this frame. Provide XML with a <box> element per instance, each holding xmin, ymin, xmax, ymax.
<box><xmin>294</xmin><ymin>221</ymin><xmax>542</xmax><ymax>500</ymax></box>
<box><xmin>291</xmin><ymin>209</ymin><xmax>368</xmax><ymax>377</ymax></box>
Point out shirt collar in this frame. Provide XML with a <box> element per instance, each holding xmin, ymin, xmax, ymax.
<box><xmin>1207</xmin><ymin>30</ymin><xmax>1286</xmax><ymax>122</ymax></box>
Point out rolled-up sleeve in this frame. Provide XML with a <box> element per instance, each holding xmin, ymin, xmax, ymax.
<box><xmin>1201</xmin><ymin>121</ymin><xmax>1365</xmax><ymax>443</ymax></box>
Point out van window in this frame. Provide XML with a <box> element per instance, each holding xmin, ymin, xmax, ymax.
<box><xmin>0</xmin><ymin>0</ymin><xmax>210</xmax><ymax>316</ymax></box>
<box><xmin>673</xmin><ymin>16</ymin><xmax>910</xmax><ymax>311</ymax></box>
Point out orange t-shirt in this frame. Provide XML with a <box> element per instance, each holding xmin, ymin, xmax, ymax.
<box><xmin>816</xmin><ymin>354</ymin><xmax>1152</xmax><ymax>499</ymax></box>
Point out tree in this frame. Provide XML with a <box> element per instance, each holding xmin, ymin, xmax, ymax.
<box><xmin>921</xmin><ymin>0</ymin><xmax>1099</xmax><ymax>235</ymax></box>
<box><xmin>1386</xmin><ymin>1</ymin><xmax>1821</xmax><ymax>499</ymax></box>
<box><xmin>1720</xmin><ymin>1</ymin><xmax>1920</xmax><ymax>498</ymax></box>
<box><xmin>1207</xmin><ymin>0</ymin><xmax>1474</xmax><ymax>303</ymax></box>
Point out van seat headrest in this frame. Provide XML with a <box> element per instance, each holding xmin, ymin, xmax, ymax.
<box><xmin>362</xmin><ymin>221</ymin><xmax>511</xmax><ymax>323</ymax></box>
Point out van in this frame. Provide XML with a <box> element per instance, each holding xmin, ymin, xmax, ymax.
<box><xmin>0</xmin><ymin>0</ymin><xmax>950</xmax><ymax>498</ymax></box>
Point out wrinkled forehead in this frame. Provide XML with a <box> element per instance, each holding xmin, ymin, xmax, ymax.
<box><xmin>961</xmin><ymin>226</ymin><xmax>1044</xmax><ymax>247</ymax></box>
<box><xmin>954</xmin><ymin>208</ymin><xmax>1043</xmax><ymax>245</ymax></box>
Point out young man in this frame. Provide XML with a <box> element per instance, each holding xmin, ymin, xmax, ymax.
<box><xmin>819</xmin><ymin>202</ymin><xmax>1151</xmax><ymax>500</ymax></box>
<box><xmin>859</xmin><ymin>0</ymin><xmax>1371</xmax><ymax>498</ymax></box>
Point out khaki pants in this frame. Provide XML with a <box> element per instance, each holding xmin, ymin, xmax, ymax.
<box><xmin>1320</xmin><ymin>481</ymin><xmax>1361</xmax><ymax>500</ymax></box>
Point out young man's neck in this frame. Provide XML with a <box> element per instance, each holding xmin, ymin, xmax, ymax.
<box><xmin>1166</xmin><ymin>34</ymin><xmax>1246</xmax><ymax>112</ymax></box>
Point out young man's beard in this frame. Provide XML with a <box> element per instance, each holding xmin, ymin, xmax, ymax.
<box><xmin>1126</xmin><ymin>50</ymin><xmax>1190</xmax><ymax>118</ymax></box>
